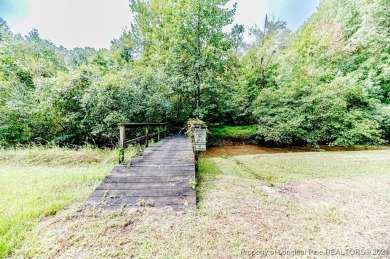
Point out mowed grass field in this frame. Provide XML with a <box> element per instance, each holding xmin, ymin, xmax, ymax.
<box><xmin>0</xmin><ymin>147</ymin><xmax>140</xmax><ymax>258</ymax></box>
<box><xmin>2</xmin><ymin>148</ymin><xmax>390</xmax><ymax>258</ymax></box>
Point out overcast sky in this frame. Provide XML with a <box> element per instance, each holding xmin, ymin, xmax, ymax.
<box><xmin>0</xmin><ymin>0</ymin><xmax>321</xmax><ymax>49</ymax></box>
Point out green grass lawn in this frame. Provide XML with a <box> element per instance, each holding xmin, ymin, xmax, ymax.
<box><xmin>7</xmin><ymin>149</ymin><xmax>389</xmax><ymax>258</ymax></box>
<box><xmin>210</xmin><ymin>151</ymin><xmax>390</xmax><ymax>185</ymax></box>
<box><xmin>0</xmin><ymin>147</ymin><xmax>131</xmax><ymax>258</ymax></box>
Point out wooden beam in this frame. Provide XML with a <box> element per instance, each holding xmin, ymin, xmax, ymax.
<box><xmin>118</xmin><ymin>122</ymin><xmax>168</xmax><ymax>163</ymax></box>
<box><xmin>125</xmin><ymin>132</ymin><xmax>160</xmax><ymax>144</ymax></box>
<box><xmin>119</xmin><ymin>125</ymin><xmax>126</xmax><ymax>164</ymax></box>
<box><xmin>145</xmin><ymin>124</ymin><xmax>149</xmax><ymax>148</ymax></box>
<box><xmin>119</xmin><ymin>125</ymin><xmax>126</xmax><ymax>149</ymax></box>
<box><xmin>118</xmin><ymin>122</ymin><xmax>168</xmax><ymax>127</ymax></box>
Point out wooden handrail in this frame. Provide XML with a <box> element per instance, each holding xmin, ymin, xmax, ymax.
<box><xmin>118</xmin><ymin>122</ymin><xmax>169</xmax><ymax>127</ymax></box>
<box><xmin>118</xmin><ymin>122</ymin><xmax>169</xmax><ymax>163</ymax></box>
<box><xmin>125</xmin><ymin>131</ymin><xmax>166</xmax><ymax>144</ymax></box>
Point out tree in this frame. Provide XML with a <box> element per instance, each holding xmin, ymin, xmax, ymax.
<box><xmin>252</xmin><ymin>0</ymin><xmax>389</xmax><ymax>146</ymax></box>
<box><xmin>248</xmin><ymin>15</ymin><xmax>290</xmax><ymax>89</ymax></box>
<box><xmin>0</xmin><ymin>17</ymin><xmax>11</xmax><ymax>41</ymax></box>
<box><xmin>231</xmin><ymin>16</ymin><xmax>290</xmax><ymax>124</ymax></box>
<box><xmin>127</xmin><ymin>0</ymin><xmax>239</xmax><ymax>122</ymax></box>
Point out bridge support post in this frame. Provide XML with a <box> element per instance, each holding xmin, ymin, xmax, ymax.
<box><xmin>145</xmin><ymin>124</ymin><xmax>149</xmax><ymax>148</ymax></box>
<box><xmin>119</xmin><ymin>125</ymin><xmax>125</xmax><ymax>163</ymax></box>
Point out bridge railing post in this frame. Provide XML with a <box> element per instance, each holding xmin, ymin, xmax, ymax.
<box><xmin>119</xmin><ymin>125</ymin><xmax>125</xmax><ymax>164</ymax></box>
<box><xmin>117</xmin><ymin>122</ymin><xmax>168</xmax><ymax>164</ymax></box>
<box><xmin>145</xmin><ymin>124</ymin><xmax>149</xmax><ymax>148</ymax></box>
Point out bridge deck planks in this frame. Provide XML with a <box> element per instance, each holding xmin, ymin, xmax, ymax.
<box><xmin>85</xmin><ymin>134</ymin><xmax>196</xmax><ymax>210</ymax></box>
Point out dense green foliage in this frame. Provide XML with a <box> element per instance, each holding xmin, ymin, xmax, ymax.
<box><xmin>209</xmin><ymin>125</ymin><xmax>257</xmax><ymax>144</ymax></box>
<box><xmin>0</xmin><ymin>0</ymin><xmax>389</xmax><ymax>146</ymax></box>
<box><xmin>246</xmin><ymin>0</ymin><xmax>390</xmax><ymax>145</ymax></box>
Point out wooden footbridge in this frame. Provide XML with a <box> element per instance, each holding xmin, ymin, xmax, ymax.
<box><xmin>86</xmin><ymin>123</ymin><xmax>196</xmax><ymax>210</ymax></box>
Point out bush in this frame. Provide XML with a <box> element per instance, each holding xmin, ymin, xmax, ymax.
<box><xmin>208</xmin><ymin>125</ymin><xmax>257</xmax><ymax>145</ymax></box>
<box><xmin>254</xmin><ymin>83</ymin><xmax>385</xmax><ymax>146</ymax></box>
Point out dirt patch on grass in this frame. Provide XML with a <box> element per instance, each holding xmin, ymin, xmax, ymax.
<box><xmin>259</xmin><ymin>177</ymin><xmax>390</xmax><ymax>246</ymax></box>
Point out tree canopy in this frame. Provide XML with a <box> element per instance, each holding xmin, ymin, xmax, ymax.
<box><xmin>0</xmin><ymin>0</ymin><xmax>388</xmax><ymax>147</ymax></box>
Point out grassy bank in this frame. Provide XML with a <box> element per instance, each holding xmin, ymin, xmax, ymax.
<box><xmin>0</xmin><ymin>146</ymin><xmax>141</xmax><ymax>258</ymax></box>
<box><xmin>208</xmin><ymin>125</ymin><xmax>257</xmax><ymax>145</ymax></box>
<box><xmin>10</xmin><ymin>150</ymin><xmax>390</xmax><ymax>258</ymax></box>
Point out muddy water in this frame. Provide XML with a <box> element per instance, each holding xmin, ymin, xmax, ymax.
<box><xmin>201</xmin><ymin>145</ymin><xmax>389</xmax><ymax>158</ymax></box>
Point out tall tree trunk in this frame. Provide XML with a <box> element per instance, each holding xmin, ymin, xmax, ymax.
<box><xmin>195</xmin><ymin>1</ymin><xmax>201</xmax><ymax>111</ymax></box>
<box><xmin>196</xmin><ymin>73</ymin><xmax>200</xmax><ymax>109</ymax></box>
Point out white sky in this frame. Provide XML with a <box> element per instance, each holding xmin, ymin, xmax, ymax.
<box><xmin>2</xmin><ymin>0</ymin><xmax>321</xmax><ymax>49</ymax></box>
